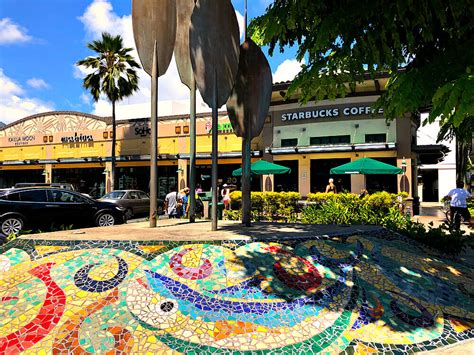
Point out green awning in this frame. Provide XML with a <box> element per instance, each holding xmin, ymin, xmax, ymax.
<box><xmin>330</xmin><ymin>157</ymin><xmax>403</xmax><ymax>175</ymax></box>
<box><xmin>232</xmin><ymin>160</ymin><xmax>291</xmax><ymax>176</ymax></box>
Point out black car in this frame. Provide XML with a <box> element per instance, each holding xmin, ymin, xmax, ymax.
<box><xmin>0</xmin><ymin>187</ymin><xmax>126</xmax><ymax>236</ymax></box>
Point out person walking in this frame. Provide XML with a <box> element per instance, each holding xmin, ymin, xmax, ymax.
<box><xmin>325</xmin><ymin>178</ymin><xmax>337</xmax><ymax>193</ymax></box>
<box><xmin>164</xmin><ymin>185</ymin><xmax>182</xmax><ymax>218</ymax></box>
<box><xmin>221</xmin><ymin>184</ymin><xmax>231</xmax><ymax>210</ymax></box>
<box><xmin>181</xmin><ymin>187</ymin><xmax>190</xmax><ymax>218</ymax></box>
<box><xmin>445</xmin><ymin>181</ymin><xmax>472</xmax><ymax>229</ymax></box>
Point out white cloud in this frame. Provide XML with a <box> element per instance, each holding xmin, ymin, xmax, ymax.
<box><xmin>272</xmin><ymin>58</ymin><xmax>306</xmax><ymax>83</ymax></box>
<box><xmin>0</xmin><ymin>69</ymin><xmax>23</xmax><ymax>96</ymax></box>
<box><xmin>77</xmin><ymin>0</ymin><xmax>192</xmax><ymax>118</ymax></box>
<box><xmin>27</xmin><ymin>78</ymin><xmax>50</xmax><ymax>90</ymax></box>
<box><xmin>0</xmin><ymin>68</ymin><xmax>54</xmax><ymax>124</ymax></box>
<box><xmin>0</xmin><ymin>18</ymin><xmax>32</xmax><ymax>45</ymax></box>
<box><xmin>80</xmin><ymin>93</ymin><xmax>91</xmax><ymax>105</ymax></box>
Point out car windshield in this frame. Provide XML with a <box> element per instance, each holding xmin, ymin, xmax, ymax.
<box><xmin>102</xmin><ymin>191</ymin><xmax>126</xmax><ymax>199</ymax></box>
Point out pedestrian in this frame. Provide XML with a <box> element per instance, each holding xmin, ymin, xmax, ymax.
<box><xmin>221</xmin><ymin>184</ymin><xmax>231</xmax><ymax>210</ymax></box>
<box><xmin>445</xmin><ymin>181</ymin><xmax>472</xmax><ymax>229</ymax></box>
<box><xmin>181</xmin><ymin>187</ymin><xmax>190</xmax><ymax>218</ymax></box>
<box><xmin>325</xmin><ymin>178</ymin><xmax>337</xmax><ymax>193</ymax></box>
<box><xmin>164</xmin><ymin>185</ymin><xmax>182</xmax><ymax>218</ymax></box>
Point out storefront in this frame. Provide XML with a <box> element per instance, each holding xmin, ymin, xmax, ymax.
<box><xmin>1</xmin><ymin>78</ymin><xmax>420</xmax><ymax>199</ymax></box>
<box><xmin>260</xmin><ymin>79</ymin><xmax>419</xmax><ymax>197</ymax></box>
<box><xmin>0</xmin><ymin>111</ymin><xmax>257</xmax><ymax>198</ymax></box>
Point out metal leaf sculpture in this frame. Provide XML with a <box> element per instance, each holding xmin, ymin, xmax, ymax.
<box><xmin>175</xmin><ymin>0</ymin><xmax>196</xmax><ymax>89</ymax></box>
<box><xmin>189</xmin><ymin>0</ymin><xmax>240</xmax><ymax>108</ymax></box>
<box><xmin>227</xmin><ymin>39</ymin><xmax>273</xmax><ymax>138</ymax></box>
<box><xmin>132</xmin><ymin>0</ymin><xmax>177</xmax><ymax>76</ymax></box>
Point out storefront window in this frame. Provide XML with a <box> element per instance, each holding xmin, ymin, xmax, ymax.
<box><xmin>310</xmin><ymin>135</ymin><xmax>350</xmax><ymax>145</ymax></box>
<box><xmin>311</xmin><ymin>159</ymin><xmax>351</xmax><ymax>193</ymax></box>
<box><xmin>0</xmin><ymin>169</ymin><xmax>43</xmax><ymax>189</ymax></box>
<box><xmin>53</xmin><ymin>168</ymin><xmax>104</xmax><ymax>198</ymax></box>
<box><xmin>274</xmin><ymin>160</ymin><xmax>299</xmax><ymax>192</ymax></box>
<box><xmin>365</xmin><ymin>134</ymin><xmax>386</xmax><ymax>143</ymax></box>
<box><xmin>281</xmin><ymin>138</ymin><xmax>298</xmax><ymax>147</ymax></box>
<box><xmin>365</xmin><ymin>158</ymin><xmax>397</xmax><ymax>193</ymax></box>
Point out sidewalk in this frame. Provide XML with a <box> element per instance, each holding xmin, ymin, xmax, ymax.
<box><xmin>414</xmin><ymin>202</ymin><xmax>473</xmax><ymax>235</ymax></box>
<box><xmin>20</xmin><ymin>219</ymin><xmax>384</xmax><ymax>241</ymax></box>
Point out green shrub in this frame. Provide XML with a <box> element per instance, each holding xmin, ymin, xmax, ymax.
<box><xmin>226</xmin><ymin>191</ymin><xmax>301</xmax><ymax>222</ymax></box>
<box><xmin>229</xmin><ymin>190</ymin><xmax>242</xmax><ymax>209</ymax></box>
<box><xmin>306</xmin><ymin>192</ymin><xmax>338</xmax><ymax>204</ymax></box>
<box><xmin>389</xmin><ymin>220</ymin><xmax>467</xmax><ymax>256</ymax></box>
<box><xmin>224</xmin><ymin>209</ymin><xmax>241</xmax><ymax>221</ymax></box>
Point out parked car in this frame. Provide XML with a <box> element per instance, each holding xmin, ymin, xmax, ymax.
<box><xmin>0</xmin><ymin>187</ymin><xmax>126</xmax><ymax>236</ymax></box>
<box><xmin>14</xmin><ymin>182</ymin><xmax>77</xmax><ymax>190</ymax></box>
<box><xmin>99</xmin><ymin>190</ymin><xmax>164</xmax><ymax>219</ymax></box>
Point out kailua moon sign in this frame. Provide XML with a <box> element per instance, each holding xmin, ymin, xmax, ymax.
<box><xmin>227</xmin><ymin>39</ymin><xmax>273</xmax><ymax>138</ymax></box>
<box><xmin>132</xmin><ymin>0</ymin><xmax>177</xmax><ymax>76</ymax></box>
<box><xmin>189</xmin><ymin>0</ymin><xmax>240</xmax><ymax>108</ymax></box>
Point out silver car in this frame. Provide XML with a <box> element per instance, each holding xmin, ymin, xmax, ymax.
<box><xmin>99</xmin><ymin>190</ymin><xmax>164</xmax><ymax>219</ymax></box>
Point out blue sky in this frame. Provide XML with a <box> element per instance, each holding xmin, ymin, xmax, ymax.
<box><xmin>0</xmin><ymin>0</ymin><xmax>301</xmax><ymax>124</ymax></box>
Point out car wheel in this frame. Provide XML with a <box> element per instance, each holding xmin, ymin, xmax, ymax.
<box><xmin>1</xmin><ymin>216</ymin><xmax>24</xmax><ymax>236</ymax></box>
<box><xmin>125</xmin><ymin>208</ymin><xmax>134</xmax><ymax>220</ymax></box>
<box><xmin>96</xmin><ymin>212</ymin><xmax>116</xmax><ymax>227</ymax></box>
<box><xmin>157</xmin><ymin>204</ymin><xmax>164</xmax><ymax>215</ymax></box>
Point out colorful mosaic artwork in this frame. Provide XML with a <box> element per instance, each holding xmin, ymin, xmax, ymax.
<box><xmin>0</xmin><ymin>233</ymin><xmax>473</xmax><ymax>354</ymax></box>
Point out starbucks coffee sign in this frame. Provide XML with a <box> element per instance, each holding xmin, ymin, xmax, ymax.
<box><xmin>281</xmin><ymin>105</ymin><xmax>384</xmax><ymax>122</ymax></box>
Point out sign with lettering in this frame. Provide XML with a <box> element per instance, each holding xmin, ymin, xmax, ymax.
<box><xmin>8</xmin><ymin>136</ymin><xmax>35</xmax><ymax>146</ymax></box>
<box><xmin>206</xmin><ymin>122</ymin><xmax>234</xmax><ymax>134</ymax></box>
<box><xmin>280</xmin><ymin>105</ymin><xmax>384</xmax><ymax>122</ymax></box>
<box><xmin>132</xmin><ymin>120</ymin><xmax>151</xmax><ymax>137</ymax></box>
<box><xmin>61</xmin><ymin>132</ymin><xmax>93</xmax><ymax>143</ymax></box>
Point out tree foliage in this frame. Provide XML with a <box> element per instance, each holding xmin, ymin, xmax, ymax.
<box><xmin>76</xmin><ymin>32</ymin><xmax>140</xmax><ymax>104</ymax></box>
<box><xmin>76</xmin><ymin>32</ymin><xmax>140</xmax><ymax>190</ymax></box>
<box><xmin>249</xmin><ymin>0</ymin><xmax>473</xmax><ymax>128</ymax></box>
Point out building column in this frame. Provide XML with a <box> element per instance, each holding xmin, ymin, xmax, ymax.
<box><xmin>178</xmin><ymin>159</ymin><xmax>188</xmax><ymax>191</ymax></box>
<box><xmin>262</xmin><ymin>174</ymin><xmax>274</xmax><ymax>192</ymax></box>
<box><xmin>105</xmin><ymin>161</ymin><xmax>113</xmax><ymax>193</ymax></box>
<box><xmin>351</xmin><ymin>174</ymin><xmax>366</xmax><ymax>194</ymax></box>
<box><xmin>299</xmin><ymin>157</ymin><xmax>310</xmax><ymax>197</ymax></box>
<box><xmin>44</xmin><ymin>164</ymin><xmax>53</xmax><ymax>184</ymax></box>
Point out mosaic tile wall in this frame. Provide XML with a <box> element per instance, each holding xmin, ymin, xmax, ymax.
<box><xmin>0</xmin><ymin>233</ymin><xmax>473</xmax><ymax>354</ymax></box>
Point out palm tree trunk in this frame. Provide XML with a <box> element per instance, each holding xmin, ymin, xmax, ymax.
<box><xmin>111</xmin><ymin>100</ymin><xmax>116</xmax><ymax>191</ymax></box>
<box><xmin>456</xmin><ymin>139</ymin><xmax>471</xmax><ymax>187</ymax></box>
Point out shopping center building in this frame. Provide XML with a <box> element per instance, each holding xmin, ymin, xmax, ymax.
<box><xmin>0</xmin><ymin>77</ymin><xmax>422</xmax><ymax>199</ymax></box>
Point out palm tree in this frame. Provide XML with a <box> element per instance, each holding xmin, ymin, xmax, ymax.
<box><xmin>76</xmin><ymin>32</ymin><xmax>140</xmax><ymax>191</ymax></box>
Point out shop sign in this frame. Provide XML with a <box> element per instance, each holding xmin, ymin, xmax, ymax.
<box><xmin>61</xmin><ymin>132</ymin><xmax>93</xmax><ymax>143</ymax></box>
<box><xmin>206</xmin><ymin>122</ymin><xmax>234</xmax><ymax>134</ymax></box>
<box><xmin>281</xmin><ymin>105</ymin><xmax>384</xmax><ymax>122</ymax></box>
<box><xmin>132</xmin><ymin>120</ymin><xmax>151</xmax><ymax>137</ymax></box>
<box><xmin>8</xmin><ymin>135</ymin><xmax>35</xmax><ymax>146</ymax></box>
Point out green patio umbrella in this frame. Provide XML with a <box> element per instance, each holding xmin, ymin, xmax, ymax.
<box><xmin>330</xmin><ymin>157</ymin><xmax>403</xmax><ymax>175</ymax></box>
<box><xmin>232</xmin><ymin>160</ymin><xmax>291</xmax><ymax>176</ymax></box>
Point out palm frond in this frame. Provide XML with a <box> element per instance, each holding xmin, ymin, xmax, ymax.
<box><xmin>76</xmin><ymin>32</ymin><xmax>141</xmax><ymax>104</ymax></box>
